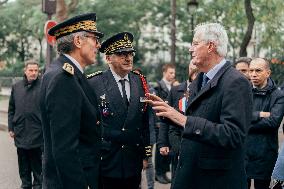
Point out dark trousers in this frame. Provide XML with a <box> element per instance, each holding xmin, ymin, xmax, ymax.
<box><xmin>171</xmin><ymin>153</ymin><xmax>179</xmax><ymax>180</ymax></box>
<box><xmin>17</xmin><ymin>147</ymin><xmax>42</xmax><ymax>189</ymax></box>
<box><xmin>83</xmin><ymin>166</ymin><xmax>99</xmax><ymax>189</ymax></box>
<box><xmin>100</xmin><ymin>174</ymin><xmax>141</xmax><ymax>189</ymax></box>
<box><xmin>247</xmin><ymin>178</ymin><xmax>271</xmax><ymax>189</ymax></box>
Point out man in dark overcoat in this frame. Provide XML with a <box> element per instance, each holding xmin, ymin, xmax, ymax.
<box><xmin>8</xmin><ymin>60</ymin><xmax>42</xmax><ymax>189</ymax></box>
<box><xmin>40</xmin><ymin>13</ymin><xmax>103</xmax><ymax>189</ymax></box>
<box><xmin>147</xmin><ymin>23</ymin><xmax>253</xmax><ymax>189</ymax></box>
<box><xmin>88</xmin><ymin>32</ymin><xmax>151</xmax><ymax>189</ymax></box>
<box><xmin>246</xmin><ymin>58</ymin><xmax>284</xmax><ymax>189</ymax></box>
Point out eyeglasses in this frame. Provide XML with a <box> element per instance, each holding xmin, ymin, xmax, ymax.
<box><xmin>84</xmin><ymin>35</ymin><xmax>100</xmax><ymax>44</ymax></box>
<box><xmin>114</xmin><ymin>51</ymin><xmax>135</xmax><ymax>58</ymax></box>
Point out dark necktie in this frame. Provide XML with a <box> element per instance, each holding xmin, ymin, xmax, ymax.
<box><xmin>119</xmin><ymin>79</ymin><xmax>129</xmax><ymax>107</ymax></box>
<box><xmin>201</xmin><ymin>74</ymin><xmax>209</xmax><ymax>88</ymax></box>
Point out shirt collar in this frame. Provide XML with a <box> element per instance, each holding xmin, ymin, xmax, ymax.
<box><xmin>109</xmin><ymin>67</ymin><xmax>129</xmax><ymax>83</ymax></box>
<box><xmin>205</xmin><ymin>59</ymin><xmax>226</xmax><ymax>80</ymax></box>
<box><xmin>63</xmin><ymin>54</ymin><xmax>84</xmax><ymax>73</ymax></box>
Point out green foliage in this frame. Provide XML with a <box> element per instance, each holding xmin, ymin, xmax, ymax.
<box><xmin>0</xmin><ymin>0</ymin><xmax>283</xmax><ymax>83</ymax></box>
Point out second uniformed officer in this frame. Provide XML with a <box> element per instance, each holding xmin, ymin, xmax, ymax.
<box><xmin>88</xmin><ymin>32</ymin><xmax>151</xmax><ymax>189</ymax></box>
<box><xmin>40</xmin><ymin>13</ymin><xmax>103</xmax><ymax>189</ymax></box>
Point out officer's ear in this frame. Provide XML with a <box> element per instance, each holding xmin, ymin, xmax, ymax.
<box><xmin>105</xmin><ymin>55</ymin><xmax>112</xmax><ymax>63</ymax></box>
<box><xmin>73</xmin><ymin>34</ymin><xmax>84</xmax><ymax>48</ymax></box>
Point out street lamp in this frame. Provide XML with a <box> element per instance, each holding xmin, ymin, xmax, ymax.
<box><xmin>187</xmin><ymin>0</ymin><xmax>198</xmax><ymax>41</ymax></box>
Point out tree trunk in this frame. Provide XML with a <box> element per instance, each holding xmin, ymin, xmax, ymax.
<box><xmin>239</xmin><ymin>0</ymin><xmax>255</xmax><ymax>57</ymax></box>
<box><xmin>170</xmin><ymin>0</ymin><xmax>176</xmax><ymax>65</ymax></box>
<box><xmin>56</xmin><ymin>0</ymin><xmax>67</xmax><ymax>22</ymax></box>
<box><xmin>56</xmin><ymin>0</ymin><xmax>79</xmax><ymax>22</ymax></box>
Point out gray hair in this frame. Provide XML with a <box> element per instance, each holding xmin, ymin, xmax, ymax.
<box><xmin>56</xmin><ymin>31</ymin><xmax>89</xmax><ymax>54</ymax></box>
<box><xmin>194</xmin><ymin>23</ymin><xmax>228</xmax><ymax>57</ymax></box>
<box><xmin>25</xmin><ymin>59</ymin><xmax>39</xmax><ymax>68</ymax></box>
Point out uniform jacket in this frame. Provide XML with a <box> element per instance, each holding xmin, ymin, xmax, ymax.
<box><xmin>171</xmin><ymin>62</ymin><xmax>253</xmax><ymax>189</ymax></box>
<box><xmin>246</xmin><ymin>78</ymin><xmax>284</xmax><ymax>179</ymax></box>
<box><xmin>88</xmin><ymin>69</ymin><xmax>150</xmax><ymax>178</ymax></box>
<box><xmin>8</xmin><ymin>76</ymin><xmax>42</xmax><ymax>149</ymax></box>
<box><xmin>40</xmin><ymin>55</ymin><xmax>101</xmax><ymax>189</ymax></box>
<box><xmin>157</xmin><ymin>81</ymin><xmax>187</xmax><ymax>153</ymax></box>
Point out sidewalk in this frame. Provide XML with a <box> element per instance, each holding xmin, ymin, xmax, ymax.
<box><xmin>0</xmin><ymin>87</ymin><xmax>10</xmax><ymax>131</ymax></box>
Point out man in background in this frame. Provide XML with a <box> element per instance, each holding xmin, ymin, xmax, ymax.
<box><xmin>8</xmin><ymin>59</ymin><xmax>42</xmax><ymax>189</ymax></box>
<box><xmin>246</xmin><ymin>57</ymin><xmax>284</xmax><ymax>189</ymax></box>
<box><xmin>154</xmin><ymin>63</ymin><xmax>176</xmax><ymax>184</ymax></box>
<box><xmin>234</xmin><ymin>57</ymin><xmax>251</xmax><ymax>80</ymax></box>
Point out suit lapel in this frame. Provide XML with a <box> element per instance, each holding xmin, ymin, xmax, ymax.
<box><xmin>159</xmin><ymin>80</ymin><xmax>170</xmax><ymax>94</ymax></box>
<box><xmin>186</xmin><ymin>62</ymin><xmax>231</xmax><ymax>110</ymax></box>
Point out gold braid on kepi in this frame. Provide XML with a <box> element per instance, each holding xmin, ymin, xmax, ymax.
<box><xmin>99</xmin><ymin>32</ymin><xmax>136</xmax><ymax>55</ymax></box>
<box><xmin>48</xmin><ymin>13</ymin><xmax>104</xmax><ymax>40</ymax></box>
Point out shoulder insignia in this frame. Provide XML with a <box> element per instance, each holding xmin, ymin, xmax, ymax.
<box><xmin>62</xmin><ymin>63</ymin><xmax>74</xmax><ymax>75</ymax></box>
<box><xmin>131</xmin><ymin>70</ymin><xmax>146</xmax><ymax>78</ymax></box>
<box><xmin>87</xmin><ymin>71</ymin><xmax>103</xmax><ymax>79</ymax></box>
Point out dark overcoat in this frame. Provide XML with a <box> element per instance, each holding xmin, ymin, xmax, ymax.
<box><xmin>8</xmin><ymin>77</ymin><xmax>42</xmax><ymax>149</ymax></box>
<box><xmin>246</xmin><ymin>78</ymin><xmax>284</xmax><ymax>179</ymax></box>
<box><xmin>171</xmin><ymin>62</ymin><xmax>253</xmax><ymax>189</ymax></box>
<box><xmin>88</xmin><ymin>69</ymin><xmax>150</xmax><ymax>178</ymax></box>
<box><xmin>40</xmin><ymin>55</ymin><xmax>101</xmax><ymax>189</ymax></box>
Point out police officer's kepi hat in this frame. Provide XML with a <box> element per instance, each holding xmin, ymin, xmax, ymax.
<box><xmin>99</xmin><ymin>32</ymin><xmax>135</xmax><ymax>55</ymax></box>
<box><xmin>48</xmin><ymin>13</ymin><xmax>104</xmax><ymax>40</ymax></box>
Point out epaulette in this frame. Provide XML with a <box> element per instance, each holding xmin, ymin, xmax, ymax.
<box><xmin>62</xmin><ymin>63</ymin><xmax>74</xmax><ymax>75</ymax></box>
<box><xmin>131</xmin><ymin>70</ymin><xmax>146</xmax><ymax>78</ymax></box>
<box><xmin>87</xmin><ymin>71</ymin><xmax>103</xmax><ymax>79</ymax></box>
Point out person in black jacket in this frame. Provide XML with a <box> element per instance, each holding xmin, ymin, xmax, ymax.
<box><xmin>8</xmin><ymin>59</ymin><xmax>42</xmax><ymax>189</ymax></box>
<box><xmin>147</xmin><ymin>23</ymin><xmax>253</xmax><ymax>189</ymax></box>
<box><xmin>40</xmin><ymin>13</ymin><xmax>103</xmax><ymax>189</ymax></box>
<box><xmin>246</xmin><ymin>58</ymin><xmax>284</xmax><ymax>189</ymax></box>
<box><xmin>154</xmin><ymin>63</ymin><xmax>176</xmax><ymax>184</ymax></box>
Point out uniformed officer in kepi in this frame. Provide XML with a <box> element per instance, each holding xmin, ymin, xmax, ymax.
<box><xmin>40</xmin><ymin>13</ymin><xmax>103</xmax><ymax>189</ymax></box>
<box><xmin>88</xmin><ymin>32</ymin><xmax>151</xmax><ymax>189</ymax></box>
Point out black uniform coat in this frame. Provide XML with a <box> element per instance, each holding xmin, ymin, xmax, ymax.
<box><xmin>40</xmin><ymin>55</ymin><xmax>101</xmax><ymax>189</ymax></box>
<box><xmin>246</xmin><ymin>78</ymin><xmax>284</xmax><ymax>179</ymax></box>
<box><xmin>88</xmin><ymin>69</ymin><xmax>150</xmax><ymax>178</ymax></box>
<box><xmin>171</xmin><ymin>62</ymin><xmax>253</xmax><ymax>189</ymax></box>
<box><xmin>8</xmin><ymin>77</ymin><xmax>42</xmax><ymax>149</ymax></box>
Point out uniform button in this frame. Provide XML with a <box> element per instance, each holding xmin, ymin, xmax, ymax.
<box><xmin>195</xmin><ymin>129</ymin><xmax>201</xmax><ymax>135</ymax></box>
<box><xmin>122</xmin><ymin>128</ymin><xmax>125</xmax><ymax>131</ymax></box>
<box><xmin>122</xmin><ymin>145</ymin><xmax>125</xmax><ymax>149</ymax></box>
<box><xmin>101</xmin><ymin>156</ymin><xmax>103</xmax><ymax>160</ymax></box>
<box><xmin>111</xmin><ymin>113</ymin><xmax>114</xmax><ymax>116</ymax></box>
<box><xmin>96</xmin><ymin>121</ymin><xmax>100</xmax><ymax>125</ymax></box>
<box><xmin>141</xmin><ymin>109</ymin><xmax>144</xmax><ymax>111</ymax></box>
<box><xmin>136</xmin><ymin>144</ymin><xmax>139</xmax><ymax>146</ymax></box>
